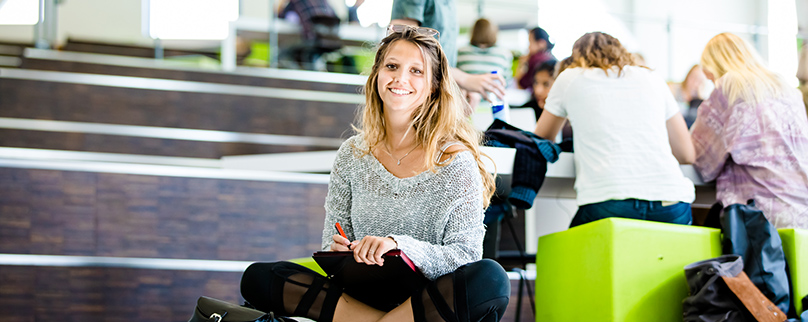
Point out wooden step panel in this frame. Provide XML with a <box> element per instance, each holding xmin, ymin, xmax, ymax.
<box><xmin>0</xmin><ymin>167</ymin><xmax>328</xmax><ymax>261</ymax></box>
<box><xmin>0</xmin><ymin>129</ymin><xmax>329</xmax><ymax>158</ymax></box>
<box><xmin>0</xmin><ymin>79</ymin><xmax>359</xmax><ymax>138</ymax></box>
<box><xmin>21</xmin><ymin>58</ymin><xmax>362</xmax><ymax>93</ymax></box>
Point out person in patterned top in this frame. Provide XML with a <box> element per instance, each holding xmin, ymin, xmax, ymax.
<box><xmin>691</xmin><ymin>32</ymin><xmax>808</xmax><ymax>229</ymax></box>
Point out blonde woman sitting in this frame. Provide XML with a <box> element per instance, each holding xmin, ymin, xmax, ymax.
<box><xmin>691</xmin><ymin>32</ymin><xmax>808</xmax><ymax>229</ymax></box>
<box><xmin>240</xmin><ymin>25</ymin><xmax>510</xmax><ymax>322</ymax></box>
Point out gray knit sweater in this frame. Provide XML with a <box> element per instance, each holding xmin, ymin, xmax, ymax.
<box><xmin>321</xmin><ymin>135</ymin><xmax>485</xmax><ymax>280</ymax></box>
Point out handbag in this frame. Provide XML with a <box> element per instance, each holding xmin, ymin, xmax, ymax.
<box><xmin>188</xmin><ymin>296</ymin><xmax>286</xmax><ymax>322</ymax></box>
<box><xmin>682</xmin><ymin>255</ymin><xmax>787</xmax><ymax>322</ymax></box>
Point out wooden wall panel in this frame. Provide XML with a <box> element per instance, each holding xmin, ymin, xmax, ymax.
<box><xmin>0</xmin><ymin>266</ymin><xmax>243</xmax><ymax>322</ymax></box>
<box><xmin>0</xmin><ymin>168</ymin><xmax>328</xmax><ymax>261</ymax></box>
<box><xmin>0</xmin><ymin>79</ymin><xmax>359</xmax><ymax>138</ymax></box>
<box><xmin>21</xmin><ymin>58</ymin><xmax>363</xmax><ymax>93</ymax></box>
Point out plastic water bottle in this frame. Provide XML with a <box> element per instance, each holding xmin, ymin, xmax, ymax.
<box><xmin>489</xmin><ymin>70</ymin><xmax>510</xmax><ymax>122</ymax></box>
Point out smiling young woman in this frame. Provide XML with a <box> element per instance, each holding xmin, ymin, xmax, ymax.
<box><xmin>239</xmin><ymin>25</ymin><xmax>509</xmax><ymax>322</ymax></box>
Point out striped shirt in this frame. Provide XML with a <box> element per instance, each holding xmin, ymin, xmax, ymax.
<box><xmin>457</xmin><ymin>45</ymin><xmax>513</xmax><ymax>80</ymax></box>
<box><xmin>691</xmin><ymin>85</ymin><xmax>808</xmax><ymax>229</ymax></box>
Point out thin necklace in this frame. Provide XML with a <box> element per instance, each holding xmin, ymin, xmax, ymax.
<box><xmin>384</xmin><ymin>142</ymin><xmax>420</xmax><ymax>166</ymax></box>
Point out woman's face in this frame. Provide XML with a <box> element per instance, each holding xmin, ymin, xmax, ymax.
<box><xmin>377</xmin><ymin>40</ymin><xmax>429</xmax><ymax>115</ymax></box>
<box><xmin>528</xmin><ymin>36</ymin><xmax>547</xmax><ymax>55</ymax></box>
<box><xmin>532</xmin><ymin>70</ymin><xmax>554</xmax><ymax>108</ymax></box>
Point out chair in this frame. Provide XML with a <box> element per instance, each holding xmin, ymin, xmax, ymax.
<box><xmin>779</xmin><ymin>228</ymin><xmax>808</xmax><ymax>314</ymax></box>
<box><xmin>535</xmin><ymin>218</ymin><xmax>721</xmax><ymax>322</ymax></box>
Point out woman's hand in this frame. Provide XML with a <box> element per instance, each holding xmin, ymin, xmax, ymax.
<box><xmin>451</xmin><ymin>68</ymin><xmax>506</xmax><ymax>102</ymax></box>
<box><xmin>352</xmin><ymin>236</ymin><xmax>398</xmax><ymax>266</ymax></box>
<box><xmin>330</xmin><ymin>234</ymin><xmax>355</xmax><ymax>251</ymax></box>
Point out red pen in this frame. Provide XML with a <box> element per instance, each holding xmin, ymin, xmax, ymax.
<box><xmin>335</xmin><ymin>223</ymin><xmax>352</xmax><ymax>249</ymax></box>
<box><xmin>335</xmin><ymin>222</ymin><xmax>348</xmax><ymax>240</ymax></box>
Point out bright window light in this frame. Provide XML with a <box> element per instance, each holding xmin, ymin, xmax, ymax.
<box><xmin>356</xmin><ymin>0</ymin><xmax>392</xmax><ymax>28</ymax></box>
<box><xmin>768</xmin><ymin>0</ymin><xmax>799</xmax><ymax>87</ymax></box>
<box><xmin>146</xmin><ymin>0</ymin><xmax>239</xmax><ymax>40</ymax></box>
<box><xmin>537</xmin><ymin>0</ymin><xmax>638</xmax><ymax>60</ymax></box>
<box><xmin>0</xmin><ymin>0</ymin><xmax>39</xmax><ymax>25</ymax></box>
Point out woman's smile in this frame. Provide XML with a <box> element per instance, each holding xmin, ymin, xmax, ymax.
<box><xmin>389</xmin><ymin>88</ymin><xmax>412</xmax><ymax>95</ymax></box>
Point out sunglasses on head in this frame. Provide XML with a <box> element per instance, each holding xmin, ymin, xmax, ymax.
<box><xmin>386</xmin><ymin>24</ymin><xmax>440</xmax><ymax>40</ymax></box>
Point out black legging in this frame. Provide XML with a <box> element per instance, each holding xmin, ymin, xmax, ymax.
<box><xmin>241</xmin><ymin>259</ymin><xmax>510</xmax><ymax>322</ymax></box>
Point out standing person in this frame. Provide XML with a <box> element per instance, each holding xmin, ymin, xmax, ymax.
<box><xmin>691</xmin><ymin>32</ymin><xmax>808</xmax><ymax>229</ymax></box>
<box><xmin>240</xmin><ymin>25</ymin><xmax>510</xmax><ymax>322</ymax></box>
<box><xmin>533</xmin><ymin>32</ymin><xmax>696</xmax><ymax>228</ymax></box>
<box><xmin>516</xmin><ymin>27</ymin><xmax>556</xmax><ymax>91</ymax></box>
<box><xmin>390</xmin><ymin>0</ymin><xmax>506</xmax><ymax>113</ymax></box>
<box><xmin>457</xmin><ymin>18</ymin><xmax>514</xmax><ymax>109</ymax></box>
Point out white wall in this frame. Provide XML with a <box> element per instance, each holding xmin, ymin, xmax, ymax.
<box><xmin>0</xmin><ymin>24</ymin><xmax>34</xmax><ymax>43</ymax></box>
<box><xmin>538</xmin><ymin>0</ymin><xmax>769</xmax><ymax>82</ymax></box>
<box><xmin>58</xmin><ymin>0</ymin><xmax>145</xmax><ymax>45</ymax></box>
<box><xmin>0</xmin><ymin>0</ymin><xmax>147</xmax><ymax>46</ymax></box>
<box><xmin>639</xmin><ymin>0</ymin><xmax>765</xmax><ymax>81</ymax></box>
<box><xmin>0</xmin><ymin>0</ymin><xmax>795</xmax><ymax>83</ymax></box>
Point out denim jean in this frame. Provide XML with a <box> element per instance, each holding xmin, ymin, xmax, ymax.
<box><xmin>570</xmin><ymin>199</ymin><xmax>693</xmax><ymax>228</ymax></box>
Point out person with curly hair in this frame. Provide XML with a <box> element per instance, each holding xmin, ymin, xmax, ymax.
<box><xmin>533</xmin><ymin>32</ymin><xmax>696</xmax><ymax>228</ymax></box>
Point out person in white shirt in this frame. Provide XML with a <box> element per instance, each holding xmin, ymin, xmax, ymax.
<box><xmin>533</xmin><ymin>31</ymin><xmax>696</xmax><ymax>228</ymax></box>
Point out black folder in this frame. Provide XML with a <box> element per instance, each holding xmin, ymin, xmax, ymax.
<box><xmin>312</xmin><ymin>250</ymin><xmax>427</xmax><ymax>311</ymax></box>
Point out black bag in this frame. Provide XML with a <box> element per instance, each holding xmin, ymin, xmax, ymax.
<box><xmin>189</xmin><ymin>296</ymin><xmax>281</xmax><ymax>322</ymax></box>
<box><xmin>682</xmin><ymin>255</ymin><xmax>786</xmax><ymax>322</ymax></box>
<box><xmin>719</xmin><ymin>201</ymin><xmax>791</xmax><ymax>314</ymax></box>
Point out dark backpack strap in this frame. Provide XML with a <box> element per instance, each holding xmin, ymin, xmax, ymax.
<box><xmin>293</xmin><ymin>277</ymin><xmax>325</xmax><ymax>317</ymax></box>
<box><xmin>703</xmin><ymin>201</ymin><xmax>723</xmax><ymax>229</ymax></box>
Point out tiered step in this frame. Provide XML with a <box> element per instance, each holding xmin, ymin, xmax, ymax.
<box><xmin>0</xmin><ymin>49</ymin><xmax>537</xmax><ymax>322</ymax></box>
<box><xmin>0</xmin><ymin>68</ymin><xmax>361</xmax><ymax>157</ymax></box>
<box><xmin>20</xmin><ymin>48</ymin><xmax>364</xmax><ymax>93</ymax></box>
<box><xmin>0</xmin><ymin>160</ymin><xmax>329</xmax><ymax>321</ymax></box>
<box><xmin>0</xmin><ymin>43</ymin><xmax>24</xmax><ymax>67</ymax></box>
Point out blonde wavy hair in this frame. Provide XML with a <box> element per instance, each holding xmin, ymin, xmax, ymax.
<box><xmin>700</xmin><ymin>32</ymin><xmax>789</xmax><ymax>105</ymax></box>
<box><xmin>568</xmin><ymin>32</ymin><xmax>636</xmax><ymax>76</ymax></box>
<box><xmin>355</xmin><ymin>26</ymin><xmax>496</xmax><ymax>207</ymax></box>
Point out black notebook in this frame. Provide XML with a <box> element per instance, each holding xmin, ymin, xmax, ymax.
<box><xmin>312</xmin><ymin>250</ymin><xmax>427</xmax><ymax>311</ymax></box>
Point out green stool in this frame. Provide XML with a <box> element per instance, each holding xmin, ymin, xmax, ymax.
<box><xmin>288</xmin><ymin>257</ymin><xmax>327</xmax><ymax>276</ymax></box>
<box><xmin>535</xmin><ymin>218</ymin><xmax>721</xmax><ymax>322</ymax></box>
<box><xmin>779</xmin><ymin>228</ymin><xmax>808</xmax><ymax>313</ymax></box>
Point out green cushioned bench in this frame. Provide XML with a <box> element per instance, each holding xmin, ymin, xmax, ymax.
<box><xmin>779</xmin><ymin>228</ymin><xmax>808</xmax><ymax>314</ymax></box>
<box><xmin>535</xmin><ymin>218</ymin><xmax>721</xmax><ymax>322</ymax></box>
